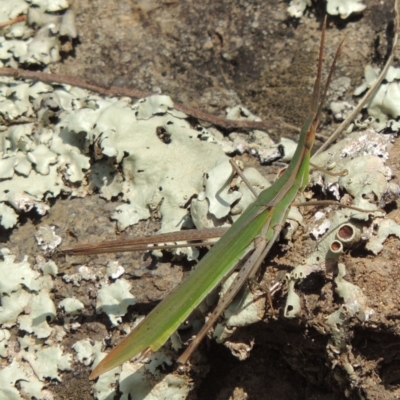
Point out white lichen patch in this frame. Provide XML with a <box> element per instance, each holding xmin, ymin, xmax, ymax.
<box><xmin>288</xmin><ymin>0</ymin><xmax>365</xmax><ymax>19</ymax></box>
<box><xmin>285</xmin><ymin>127</ymin><xmax>398</xmax><ymax>319</ymax></box>
<box><xmin>62</xmin><ymin>272</ymin><xmax>82</xmax><ymax>287</ymax></box>
<box><xmin>96</xmin><ymin>279</ymin><xmax>136</xmax><ymax>326</ymax></box>
<box><xmin>94</xmin><ymin>98</ymin><xmax>229</xmax><ymax>234</ymax></box>
<box><xmin>0</xmin><ymin>250</ymin><xmax>40</xmax><ymax>294</ymax></box>
<box><xmin>18</xmin><ymin>290</ymin><xmax>56</xmax><ymax>338</ymax></box>
<box><xmin>93</xmin><ymin>369</ymin><xmax>118</xmax><ymax>400</ymax></box>
<box><xmin>106</xmin><ymin>260</ymin><xmax>125</xmax><ymax>280</ymax></box>
<box><xmin>326</xmin><ymin>0</ymin><xmax>366</xmax><ymax>19</ymax></box>
<box><xmin>0</xmin><ymin>248</ymin><xmax>73</xmax><ymax>399</ymax></box>
<box><xmin>0</xmin><ymin>287</ymin><xmax>31</xmax><ymax>327</ymax></box>
<box><xmin>223</xmin><ymin>106</ymin><xmax>296</xmax><ymax>164</ymax></box>
<box><xmin>354</xmin><ymin>65</ymin><xmax>400</xmax><ymax>130</ymax></box>
<box><xmin>0</xmin><ymin>328</ymin><xmax>10</xmax><ymax>357</ymax></box>
<box><xmin>0</xmin><ymin>0</ymin><xmax>75</xmax><ymax>68</ymax></box>
<box><xmin>28</xmin><ymin>0</ymin><xmax>69</xmax><ymax>12</ymax></box>
<box><xmin>36</xmin><ymin>255</ymin><xmax>58</xmax><ymax>277</ymax></box>
<box><xmin>72</xmin><ymin>339</ymin><xmax>95</xmax><ymax>366</ymax></box>
<box><xmin>0</xmin><ymin>83</ymin><xmax>74</xmax><ymax>228</ymax></box>
<box><xmin>200</xmin><ymin>158</ymin><xmax>242</xmax><ymax>220</ymax></box>
<box><xmin>35</xmin><ymin>225</ymin><xmax>62</xmax><ymax>253</ymax></box>
<box><xmin>232</xmin><ymin>166</ymin><xmax>271</xmax><ymax>216</ymax></box>
<box><xmin>0</xmin><ymin>360</ymin><xmax>34</xmax><ymax>400</ymax></box>
<box><xmin>365</xmin><ymin>218</ymin><xmax>400</xmax><ymax>255</ymax></box>
<box><xmin>0</xmin><ymin>202</ymin><xmax>18</xmax><ymax>229</ymax></box>
<box><xmin>330</xmin><ymin>100</ymin><xmax>354</xmax><ymax>122</ymax></box>
<box><xmin>326</xmin><ymin>263</ymin><xmax>373</xmax><ymax>349</ymax></box>
<box><xmin>285</xmin><ymin>215</ymin><xmax>367</xmax><ymax>318</ymax></box>
<box><xmin>0</xmin><ymin>63</ymin><xmax>284</xmax><ymax>242</ymax></box>
<box><xmin>311</xmin><ymin>129</ymin><xmax>396</xmax><ymax>209</ymax></box>
<box><xmin>62</xmin><ymin>264</ymin><xmax>104</xmax><ymax>287</ymax></box>
<box><xmin>0</xmin><ymin>0</ymin><xmax>28</xmax><ymax>25</ymax></box>
<box><xmin>213</xmin><ymin>273</ymin><xmax>265</xmax><ymax>346</ymax></box>
<box><xmin>287</xmin><ymin>0</ymin><xmax>311</xmax><ymax>18</ymax></box>
<box><xmin>0</xmin><ymin>81</ymin><xmax>263</xmax><ymax>238</ymax></box>
<box><xmin>59</xmin><ymin>297</ymin><xmax>84</xmax><ymax>316</ymax></box>
<box><xmin>22</xmin><ymin>343</ymin><xmax>72</xmax><ymax>381</ymax></box>
<box><xmin>118</xmin><ymin>352</ymin><xmax>192</xmax><ymax>400</ymax></box>
<box><xmin>80</xmin><ymin>265</ymin><xmax>102</xmax><ymax>281</ymax></box>
<box><xmin>89</xmin><ymin>341</ymin><xmax>120</xmax><ymax>400</ymax></box>
<box><xmin>191</xmin><ymin>163</ymin><xmax>270</xmax><ymax>231</ymax></box>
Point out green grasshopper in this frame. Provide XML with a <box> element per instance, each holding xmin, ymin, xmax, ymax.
<box><xmin>62</xmin><ymin>19</ymin><xmax>343</xmax><ymax>379</ymax></box>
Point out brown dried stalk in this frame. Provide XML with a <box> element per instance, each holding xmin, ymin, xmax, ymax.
<box><xmin>0</xmin><ymin>67</ymin><xmax>298</xmax><ymax>133</ymax></box>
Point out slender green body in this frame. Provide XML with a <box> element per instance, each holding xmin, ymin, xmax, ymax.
<box><xmin>89</xmin><ymin>24</ymin><xmax>336</xmax><ymax>379</ymax></box>
<box><xmin>90</xmin><ymin>115</ymin><xmax>316</xmax><ymax>378</ymax></box>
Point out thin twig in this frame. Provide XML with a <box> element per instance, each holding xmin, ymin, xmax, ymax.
<box><xmin>0</xmin><ymin>67</ymin><xmax>298</xmax><ymax>133</ymax></box>
<box><xmin>0</xmin><ymin>15</ymin><xmax>26</xmax><ymax>29</ymax></box>
<box><xmin>313</xmin><ymin>0</ymin><xmax>399</xmax><ymax>157</ymax></box>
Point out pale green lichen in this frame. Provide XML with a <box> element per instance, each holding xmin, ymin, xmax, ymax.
<box><xmin>0</xmin><ymin>288</ymin><xmax>31</xmax><ymax>327</ymax></box>
<box><xmin>0</xmin><ymin>360</ymin><xmax>32</xmax><ymax>400</ymax></box>
<box><xmin>36</xmin><ymin>256</ymin><xmax>58</xmax><ymax>277</ymax></box>
<box><xmin>85</xmin><ymin>335</ymin><xmax>192</xmax><ymax>399</ymax></box>
<box><xmin>191</xmin><ymin>163</ymin><xmax>270</xmax><ymax>231</ymax></box>
<box><xmin>213</xmin><ymin>272</ymin><xmax>265</xmax><ymax>345</ymax></box>
<box><xmin>0</xmin><ymin>83</ymin><xmax>78</xmax><ymax>229</ymax></box>
<box><xmin>135</xmin><ymin>94</ymin><xmax>175</xmax><ymax>120</ymax></box>
<box><xmin>35</xmin><ymin>225</ymin><xmax>62</xmax><ymax>253</ymax></box>
<box><xmin>284</xmin><ymin>208</ymin><xmax>376</xmax><ymax>319</ymax></box>
<box><xmin>0</xmin><ymin>0</ymin><xmax>28</xmax><ymax>25</ymax></box>
<box><xmin>59</xmin><ymin>297</ymin><xmax>84</xmax><ymax>316</ymax></box>
<box><xmin>202</xmin><ymin>158</ymin><xmax>242</xmax><ymax>220</ymax></box>
<box><xmin>118</xmin><ymin>353</ymin><xmax>191</xmax><ymax>400</ymax></box>
<box><xmin>231</xmin><ymin>166</ymin><xmax>270</xmax><ymax>218</ymax></box>
<box><xmin>20</xmin><ymin>25</ymin><xmax>61</xmax><ymax>65</ymax></box>
<box><xmin>0</xmin><ymin>71</ymin><xmax>283</xmax><ymax>242</ymax></box>
<box><xmin>0</xmin><ymin>247</ymin><xmax>73</xmax><ymax>399</ymax></box>
<box><xmin>326</xmin><ymin>263</ymin><xmax>373</xmax><ymax>349</ymax></box>
<box><xmin>0</xmin><ymin>328</ymin><xmax>10</xmax><ymax>357</ymax></box>
<box><xmin>72</xmin><ymin>339</ymin><xmax>95</xmax><ymax>366</ymax></box>
<box><xmin>106</xmin><ymin>260</ymin><xmax>125</xmax><ymax>279</ymax></box>
<box><xmin>89</xmin><ymin>158</ymin><xmax>124</xmax><ymax>201</ymax></box>
<box><xmin>354</xmin><ymin>66</ymin><xmax>400</xmax><ymax>129</ymax></box>
<box><xmin>284</xmin><ymin>280</ymin><xmax>302</xmax><ymax>319</ymax></box>
<box><xmin>334</xmin><ymin>263</ymin><xmax>372</xmax><ymax>321</ymax></box>
<box><xmin>0</xmin><ymin>0</ymin><xmax>72</xmax><ymax>67</ymax></box>
<box><xmin>63</xmin><ymin>265</ymin><xmax>103</xmax><ymax>287</ymax></box>
<box><xmin>27</xmin><ymin>0</ymin><xmax>69</xmax><ymax>12</ymax></box>
<box><xmin>0</xmin><ymin>251</ymin><xmax>40</xmax><ymax>294</ymax></box>
<box><xmin>282</xmin><ymin>205</ymin><xmax>304</xmax><ymax>241</ymax></box>
<box><xmin>96</xmin><ymin>279</ymin><xmax>136</xmax><ymax>326</ymax></box>
<box><xmin>92</xmin><ymin>100</ymin><xmax>228</xmax><ymax>234</ymax></box>
<box><xmin>26</xmin><ymin>144</ymin><xmax>58</xmax><ymax>175</ymax></box>
<box><xmin>0</xmin><ymin>0</ymin><xmax>74</xmax><ymax>68</ymax></box>
<box><xmin>0</xmin><ymin>4</ymin><xmax>83</xmax><ymax>230</ymax></box>
<box><xmin>90</xmin><ymin>340</ymin><xmax>121</xmax><ymax>397</ymax></box>
<box><xmin>225</xmin><ymin>106</ymin><xmax>296</xmax><ymax>164</ymax></box>
<box><xmin>0</xmin><ymin>203</ymin><xmax>18</xmax><ymax>229</ymax></box>
<box><xmin>18</xmin><ymin>290</ymin><xmax>56</xmax><ymax>338</ymax></box>
<box><xmin>365</xmin><ymin>218</ymin><xmax>400</xmax><ymax>255</ymax></box>
<box><xmin>22</xmin><ymin>343</ymin><xmax>72</xmax><ymax>381</ymax></box>
<box><xmin>284</xmin><ymin>127</ymin><xmax>396</xmax><ymax>319</ymax></box>
<box><xmin>311</xmin><ymin>129</ymin><xmax>395</xmax><ymax>214</ymax></box>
